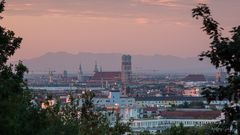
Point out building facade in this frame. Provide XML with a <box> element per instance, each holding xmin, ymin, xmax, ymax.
<box><xmin>121</xmin><ymin>55</ymin><xmax>132</xmax><ymax>95</ymax></box>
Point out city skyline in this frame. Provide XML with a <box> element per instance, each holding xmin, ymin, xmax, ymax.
<box><xmin>2</xmin><ymin>0</ymin><xmax>240</xmax><ymax>61</ymax></box>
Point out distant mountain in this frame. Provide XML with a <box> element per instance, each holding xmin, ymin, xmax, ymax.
<box><xmin>12</xmin><ymin>52</ymin><xmax>216</xmax><ymax>74</ymax></box>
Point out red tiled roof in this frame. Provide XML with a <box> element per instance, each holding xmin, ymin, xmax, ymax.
<box><xmin>91</xmin><ymin>72</ymin><xmax>121</xmax><ymax>81</ymax></box>
<box><xmin>160</xmin><ymin>110</ymin><xmax>221</xmax><ymax>119</ymax></box>
<box><xmin>182</xmin><ymin>74</ymin><xmax>206</xmax><ymax>82</ymax></box>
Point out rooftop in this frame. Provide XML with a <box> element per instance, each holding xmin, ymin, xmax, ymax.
<box><xmin>160</xmin><ymin>110</ymin><xmax>221</xmax><ymax>119</ymax></box>
<box><xmin>90</xmin><ymin>72</ymin><xmax>121</xmax><ymax>81</ymax></box>
<box><xmin>182</xmin><ymin>74</ymin><xmax>206</xmax><ymax>82</ymax></box>
<box><xmin>135</xmin><ymin>96</ymin><xmax>205</xmax><ymax>101</ymax></box>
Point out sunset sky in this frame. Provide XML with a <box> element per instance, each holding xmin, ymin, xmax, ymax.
<box><xmin>1</xmin><ymin>0</ymin><xmax>240</xmax><ymax>61</ymax></box>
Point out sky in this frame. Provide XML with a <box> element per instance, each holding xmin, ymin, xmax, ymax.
<box><xmin>1</xmin><ymin>0</ymin><xmax>240</xmax><ymax>61</ymax></box>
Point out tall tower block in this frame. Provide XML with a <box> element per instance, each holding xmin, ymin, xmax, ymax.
<box><xmin>94</xmin><ymin>61</ymin><xmax>99</xmax><ymax>73</ymax></box>
<box><xmin>121</xmin><ymin>55</ymin><xmax>132</xmax><ymax>95</ymax></box>
<box><xmin>78</xmin><ymin>64</ymin><xmax>84</xmax><ymax>82</ymax></box>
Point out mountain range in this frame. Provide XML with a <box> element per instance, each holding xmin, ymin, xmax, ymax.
<box><xmin>12</xmin><ymin>52</ymin><xmax>217</xmax><ymax>74</ymax></box>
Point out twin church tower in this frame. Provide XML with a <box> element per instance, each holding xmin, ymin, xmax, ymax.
<box><xmin>78</xmin><ymin>55</ymin><xmax>132</xmax><ymax>96</ymax></box>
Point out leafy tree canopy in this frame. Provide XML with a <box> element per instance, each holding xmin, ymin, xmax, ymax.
<box><xmin>192</xmin><ymin>3</ymin><xmax>240</xmax><ymax>134</ymax></box>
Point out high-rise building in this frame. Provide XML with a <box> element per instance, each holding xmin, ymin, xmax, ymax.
<box><xmin>48</xmin><ymin>70</ymin><xmax>55</xmax><ymax>84</ymax></box>
<box><xmin>63</xmin><ymin>70</ymin><xmax>68</xmax><ymax>78</ymax></box>
<box><xmin>78</xmin><ymin>64</ymin><xmax>84</xmax><ymax>82</ymax></box>
<box><xmin>94</xmin><ymin>61</ymin><xmax>99</xmax><ymax>73</ymax></box>
<box><xmin>121</xmin><ymin>55</ymin><xmax>132</xmax><ymax>96</ymax></box>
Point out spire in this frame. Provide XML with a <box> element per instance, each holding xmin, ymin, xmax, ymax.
<box><xmin>94</xmin><ymin>61</ymin><xmax>99</xmax><ymax>73</ymax></box>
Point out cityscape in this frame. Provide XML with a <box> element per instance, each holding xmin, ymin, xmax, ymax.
<box><xmin>1</xmin><ymin>0</ymin><xmax>240</xmax><ymax>135</ymax></box>
<box><xmin>28</xmin><ymin>54</ymin><xmax>227</xmax><ymax>134</ymax></box>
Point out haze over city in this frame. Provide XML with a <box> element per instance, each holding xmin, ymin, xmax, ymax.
<box><xmin>2</xmin><ymin>0</ymin><xmax>240</xmax><ymax>61</ymax></box>
<box><xmin>2</xmin><ymin>0</ymin><xmax>240</xmax><ymax>134</ymax></box>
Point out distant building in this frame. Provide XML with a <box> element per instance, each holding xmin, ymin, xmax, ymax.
<box><xmin>63</xmin><ymin>70</ymin><xmax>68</xmax><ymax>78</ymax></box>
<box><xmin>89</xmin><ymin>72</ymin><xmax>121</xmax><ymax>88</ymax></box>
<box><xmin>159</xmin><ymin>110</ymin><xmax>221</xmax><ymax>119</ymax></box>
<box><xmin>135</xmin><ymin>96</ymin><xmax>206</xmax><ymax>107</ymax></box>
<box><xmin>182</xmin><ymin>74</ymin><xmax>207</xmax><ymax>86</ymax></box>
<box><xmin>48</xmin><ymin>70</ymin><xmax>55</xmax><ymax>84</ymax></box>
<box><xmin>94</xmin><ymin>61</ymin><xmax>99</xmax><ymax>73</ymax></box>
<box><xmin>79</xmin><ymin>90</ymin><xmax>137</xmax><ymax>121</ymax></box>
<box><xmin>183</xmin><ymin>74</ymin><xmax>206</xmax><ymax>82</ymax></box>
<box><xmin>130</xmin><ymin>110</ymin><xmax>222</xmax><ymax>133</ymax></box>
<box><xmin>79</xmin><ymin>90</ymin><xmax>135</xmax><ymax>107</ymax></box>
<box><xmin>78</xmin><ymin>64</ymin><xmax>84</xmax><ymax>82</ymax></box>
<box><xmin>183</xmin><ymin>88</ymin><xmax>200</xmax><ymax>97</ymax></box>
<box><xmin>121</xmin><ymin>55</ymin><xmax>132</xmax><ymax>95</ymax></box>
<box><xmin>135</xmin><ymin>96</ymin><xmax>229</xmax><ymax>109</ymax></box>
<box><xmin>142</xmin><ymin>107</ymin><xmax>160</xmax><ymax>117</ymax></box>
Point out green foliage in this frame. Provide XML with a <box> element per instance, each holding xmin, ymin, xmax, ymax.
<box><xmin>159</xmin><ymin>124</ymin><xmax>219</xmax><ymax>135</ymax></box>
<box><xmin>109</xmin><ymin>117</ymin><xmax>132</xmax><ymax>135</ymax></box>
<box><xmin>188</xmin><ymin>101</ymin><xmax>205</xmax><ymax>108</ymax></box>
<box><xmin>177</xmin><ymin>101</ymin><xmax>189</xmax><ymax>108</ymax></box>
<box><xmin>0</xmin><ymin>0</ymin><xmax>30</xmax><ymax>134</ymax></box>
<box><xmin>192</xmin><ymin>3</ymin><xmax>240</xmax><ymax>73</ymax></box>
<box><xmin>192</xmin><ymin>3</ymin><xmax>240</xmax><ymax>134</ymax></box>
<box><xmin>79</xmin><ymin>90</ymin><xmax>132</xmax><ymax>135</ymax></box>
<box><xmin>139</xmin><ymin>124</ymin><xmax>196</xmax><ymax>135</ymax></box>
<box><xmin>140</xmin><ymin>130</ymin><xmax>152</xmax><ymax>135</ymax></box>
<box><xmin>78</xmin><ymin>91</ymin><xmax>109</xmax><ymax>135</ymax></box>
<box><xmin>163</xmin><ymin>123</ymin><xmax>187</xmax><ymax>135</ymax></box>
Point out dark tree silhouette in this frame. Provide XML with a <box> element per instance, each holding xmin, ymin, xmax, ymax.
<box><xmin>192</xmin><ymin>3</ymin><xmax>240</xmax><ymax>134</ymax></box>
<box><xmin>0</xmin><ymin>0</ymin><xmax>29</xmax><ymax>134</ymax></box>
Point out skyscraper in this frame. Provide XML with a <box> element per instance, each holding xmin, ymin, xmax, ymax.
<box><xmin>78</xmin><ymin>64</ymin><xmax>84</xmax><ymax>82</ymax></box>
<box><xmin>94</xmin><ymin>61</ymin><xmax>99</xmax><ymax>73</ymax></box>
<box><xmin>63</xmin><ymin>70</ymin><xmax>68</xmax><ymax>78</ymax></box>
<box><xmin>121</xmin><ymin>55</ymin><xmax>132</xmax><ymax>96</ymax></box>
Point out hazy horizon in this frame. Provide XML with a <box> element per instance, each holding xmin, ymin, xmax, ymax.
<box><xmin>10</xmin><ymin>51</ymin><xmax>206</xmax><ymax>62</ymax></box>
<box><xmin>2</xmin><ymin>0</ymin><xmax>240</xmax><ymax>61</ymax></box>
<box><xmin>12</xmin><ymin>51</ymin><xmax>216</xmax><ymax>74</ymax></box>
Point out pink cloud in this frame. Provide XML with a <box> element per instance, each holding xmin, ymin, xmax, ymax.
<box><xmin>47</xmin><ymin>9</ymin><xmax>66</xmax><ymax>13</ymax></box>
<box><xmin>138</xmin><ymin>0</ymin><xmax>178</xmax><ymax>7</ymax></box>
<box><xmin>24</xmin><ymin>3</ymin><xmax>33</xmax><ymax>6</ymax></box>
<box><xmin>135</xmin><ymin>17</ymin><xmax>150</xmax><ymax>24</ymax></box>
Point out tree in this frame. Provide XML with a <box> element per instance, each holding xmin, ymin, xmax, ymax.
<box><xmin>79</xmin><ymin>90</ymin><xmax>132</xmax><ymax>135</ymax></box>
<box><xmin>167</xmin><ymin>123</ymin><xmax>186</xmax><ymax>135</ymax></box>
<box><xmin>78</xmin><ymin>91</ymin><xmax>110</xmax><ymax>135</ymax></box>
<box><xmin>109</xmin><ymin>117</ymin><xmax>132</xmax><ymax>135</ymax></box>
<box><xmin>159</xmin><ymin>124</ymin><xmax>216</xmax><ymax>135</ymax></box>
<box><xmin>0</xmin><ymin>0</ymin><xmax>29</xmax><ymax>134</ymax></box>
<box><xmin>192</xmin><ymin>3</ymin><xmax>240</xmax><ymax>134</ymax></box>
<box><xmin>139</xmin><ymin>130</ymin><xmax>152</xmax><ymax>135</ymax></box>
